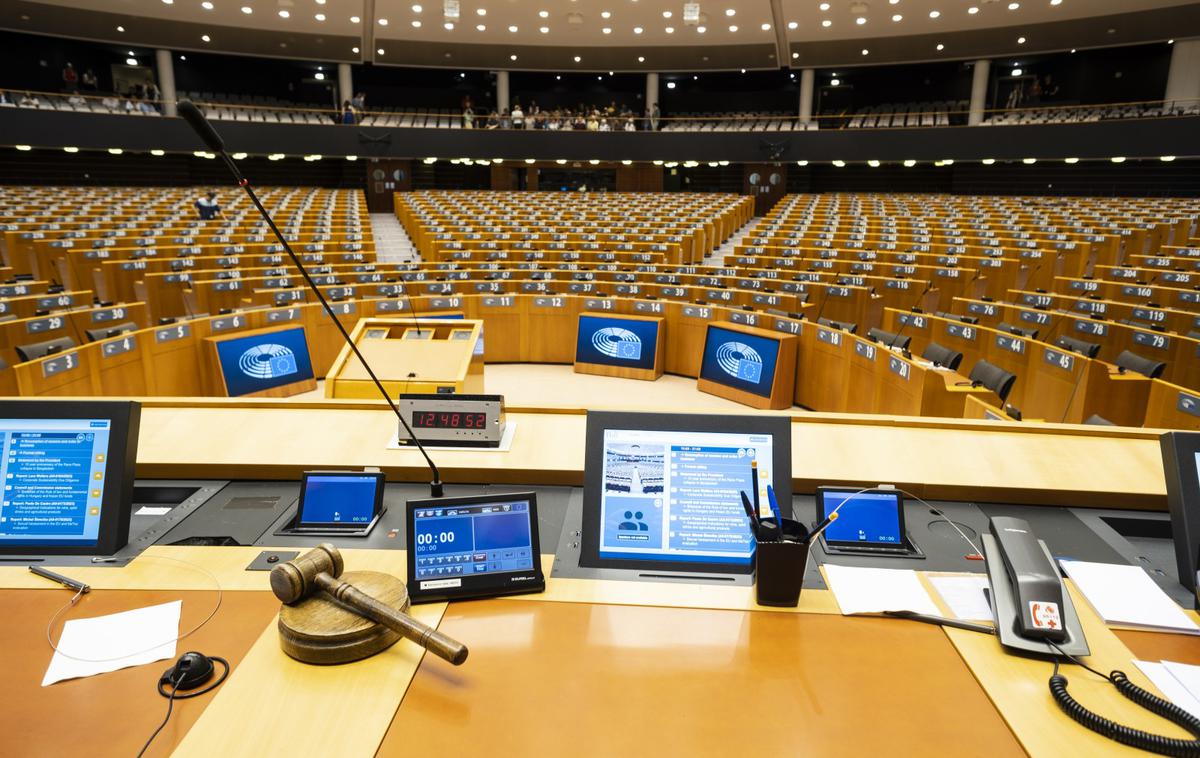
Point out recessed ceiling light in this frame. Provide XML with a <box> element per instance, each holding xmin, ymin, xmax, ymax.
<box><xmin>635</xmin><ymin>26</ymin><xmax>644</xmax><ymax>33</ymax></box>
<box><xmin>509</xmin><ymin>24</ymin><xmax>518</xmax><ymax>31</ymax></box>
<box><xmin>539</xmin><ymin>26</ymin><xmax>548</xmax><ymax>32</ymax></box>
<box><xmin>315</xmin><ymin>13</ymin><xmax>325</xmax><ymax>21</ymax></box>
<box><xmin>822</xmin><ymin>19</ymin><xmax>831</xmax><ymax>26</ymax></box>
<box><xmin>788</xmin><ymin>21</ymin><xmax>797</xmax><ymax>29</ymax></box>
<box><xmin>981</xmin><ymin>158</ymin><xmax>995</xmax><ymax>164</ymax></box>
<box><xmin>413</xmin><ymin>20</ymin><xmax>421</xmax><ymax>27</ymax></box>
<box><xmin>476</xmin><ymin>24</ymin><xmax>485</xmax><ymax>30</ymax></box>
<box><xmin>831</xmin><ymin>78</ymin><xmax>840</xmax><ymax>85</ymax></box>
<box><xmin>698</xmin><ymin>25</ymin><xmax>706</xmax><ymax>32</ymax></box>
<box><xmin>1063</xmin><ymin>157</ymin><xmax>1079</xmax><ymax>163</ymax></box>
<box><xmin>150</xmin><ymin>149</ymin><xmax>165</xmax><ymax>156</ymax></box>
<box><xmin>541</xmin><ymin>10</ymin><xmax>551</xmax><ymax>18</ymax></box>
<box><xmin>726</xmin><ymin>8</ymin><xmax>736</xmax><ymax>16</ymax></box>
<box><xmin>792</xmin><ymin>52</ymin><xmax>798</xmax><ymax>58</ymax></box>
<box><xmin>819</xmin><ymin>2</ymin><xmax>830</xmax><ymax>9</ymax></box>
<box><xmin>201</xmin><ymin>34</ymin><xmax>211</xmax><ymax>41</ymax></box>
<box><xmin>574</xmin><ymin>55</ymin><xmax>581</xmax><ymax>62</ymax></box>
<box><xmin>1017</xmin><ymin>36</ymin><xmax>1026</xmax><ymax>43</ymax></box>
<box><xmin>638</xmin><ymin>56</ymin><xmax>645</xmax><ymax>62</ymax></box>
<box><xmin>1111</xmin><ymin>156</ymin><xmax>1126</xmax><ymax>163</ymax></box>
<box><xmin>477</xmin><ymin>8</ymin><xmax>486</xmax><ymax>15</ymax></box>
<box><xmin>929</xmin><ymin>10</ymin><xmax>940</xmax><ymax>18</ymax></box>
<box><xmin>832</xmin><ymin>160</ymin><xmax>846</xmax><ymax>167</ymax></box>
<box><xmin>855</xmin><ymin>17</ymin><xmax>866</xmax><ymax>25</ymax></box>
<box><xmin>1050</xmin><ymin>0</ymin><xmax>1061</xmax><ymax>4</ymax></box>
<box><xmin>760</xmin><ymin>22</ymin><xmax>770</xmax><ymax>30</ymax></box>
<box><xmin>350</xmin><ymin>15</ymin><xmax>360</xmax><ymax>22</ymax></box>
<box><xmin>108</xmin><ymin>148</ymin><xmax>123</xmax><ymax>154</ymax></box>
<box><xmin>412</xmin><ymin>4</ymin><xmax>422</xmax><ymax>11</ymax></box>
<box><xmin>666</xmin><ymin>26</ymin><xmax>675</xmax><ymax>32</ymax></box>
<box><xmin>1160</xmin><ymin>155</ymin><xmax>1176</xmax><ymax>162</ymax></box>
<box><xmin>903</xmin><ymin>159</ymin><xmax>916</xmax><ymax>167</ymax></box>
<box><xmin>1012</xmin><ymin>67</ymin><xmax>1022</xmax><ymax>76</ymax></box>
<box><xmin>240</xmin><ymin>6</ymin><xmax>251</xmax><ymax>13</ymax></box>
<box><xmin>445</xmin><ymin>21</ymin><xmax>454</xmax><ymax>29</ymax></box>
<box><xmin>728</xmin><ymin>24</ymin><xmax>737</xmax><ymax>32</ymax></box>
<box><xmin>600</xmin><ymin>10</ymin><xmax>610</xmax><ymax>18</ymax></box>
<box><xmin>968</xmin><ymin>6</ymin><xmax>979</xmax><ymax>13</ymax></box>
<box><xmin>511</xmin><ymin>54</ymin><xmax>518</xmax><ymax>60</ymax></box>
<box><xmin>868</xmin><ymin>160</ymin><xmax>880</xmax><ymax>167</ymax></box>
<box><xmin>1168</xmin><ymin>39</ymin><xmax>1174</xmax><ymax>44</ymax></box>
<box><xmin>936</xmin><ymin>43</ymin><xmax>944</xmax><ymax>50</ymax></box>
<box><xmin>117</xmin><ymin>25</ymin><xmax>125</xmax><ymax>31</ymax></box>
<box><xmin>861</xmin><ymin>48</ymin><xmax>869</xmax><ymax>55</ymax></box>
<box><xmin>128</xmin><ymin>49</ymin><xmax>135</xmax><ymax>55</ymax></box>
<box><xmin>378</xmin><ymin>48</ymin><xmax>385</xmax><ymax>54</ymax></box>
<box><xmin>1022</xmin><ymin>158</ymin><xmax>1036</xmax><ymax>164</ymax></box>
<box><xmin>796</xmin><ymin>160</ymin><xmax>808</xmax><ymax>166</ymax></box>
<box><xmin>162</xmin><ymin>0</ymin><xmax>172</xmax><ymax>5</ymax></box>
<box><xmin>602</xmin><ymin>27</ymin><xmax>611</xmax><ymax>33</ymax></box>
<box><xmin>126</xmin><ymin>57</ymin><xmax>137</xmax><ymax>65</ymax></box>
<box><xmin>201</xmin><ymin>1</ymin><xmax>213</xmax><ymax>9</ymax></box>
<box><xmin>179</xmin><ymin>55</ymin><xmax>186</xmax><ymax>60</ymax></box>
<box><xmin>1008</xmin><ymin>2</ymin><xmax>1019</xmax><ymax>8</ymax></box>
<box><xmin>667</xmin><ymin>81</ymin><xmax>676</xmax><ymax>89</ymax></box>
<box><xmin>1070</xmin><ymin>48</ymin><xmax>1076</xmax><ymax>53</ymax></box>
<box><xmin>352</xmin><ymin>46</ymin><xmax>360</xmax><ymax>52</ymax></box>
<box><xmin>379</xmin><ymin>18</ymin><xmax>388</xmax><ymax>25</ymax></box>
<box><xmin>663</xmin><ymin>10</ymin><xmax>672</xmax><ymax>18</ymax></box>
<box><xmin>278</xmin><ymin>9</ymin><xmax>289</xmax><ymax>18</ymax></box>
<box><xmin>892</xmin><ymin>14</ymin><xmax>902</xmax><ymax>21</ymax></box>
<box><xmin>63</xmin><ymin>147</ymin><xmax>79</xmax><ymax>153</ymax></box>
<box><xmin>740</xmin><ymin>68</ymin><xmax>746</xmax><ymax>73</ymax></box>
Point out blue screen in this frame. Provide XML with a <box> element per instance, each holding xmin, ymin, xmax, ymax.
<box><xmin>699</xmin><ymin>326</ymin><xmax>782</xmax><ymax>398</ymax></box>
<box><xmin>575</xmin><ymin>315</ymin><xmax>660</xmax><ymax>371</ymax></box>
<box><xmin>214</xmin><ymin>326</ymin><xmax>315</xmax><ymax>397</ymax></box>
<box><xmin>411</xmin><ymin>499</ymin><xmax>534</xmax><ymax>581</ymax></box>
<box><xmin>820</xmin><ymin>490</ymin><xmax>903</xmax><ymax>545</ymax></box>
<box><xmin>299</xmin><ymin>474</ymin><xmax>379</xmax><ymax>525</ymax></box>
<box><xmin>0</xmin><ymin>419</ymin><xmax>112</xmax><ymax>547</ymax></box>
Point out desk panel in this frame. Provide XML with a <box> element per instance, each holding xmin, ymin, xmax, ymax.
<box><xmin>382</xmin><ymin>599</ymin><xmax>1024</xmax><ymax>757</ymax></box>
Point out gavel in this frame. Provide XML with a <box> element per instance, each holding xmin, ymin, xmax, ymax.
<box><xmin>270</xmin><ymin>543</ymin><xmax>468</xmax><ymax>665</ymax></box>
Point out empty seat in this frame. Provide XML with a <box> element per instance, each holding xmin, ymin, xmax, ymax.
<box><xmin>817</xmin><ymin>317</ymin><xmax>857</xmax><ymax>334</ymax></box>
<box><xmin>1115</xmin><ymin>350</ymin><xmax>1166</xmax><ymax>379</ymax></box>
<box><xmin>969</xmin><ymin>360</ymin><xmax>1017</xmax><ymax>403</ymax></box>
<box><xmin>997</xmin><ymin>321</ymin><xmax>1039</xmax><ymax>339</ymax></box>
<box><xmin>15</xmin><ymin>336</ymin><xmax>76</xmax><ymax>362</ymax></box>
<box><xmin>866</xmin><ymin>327</ymin><xmax>911</xmax><ymax>351</ymax></box>
<box><xmin>1054</xmin><ymin>335</ymin><xmax>1101</xmax><ymax>359</ymax></box>
<box><xmin>921</xmin><ymin>342</ymin><xmax>963</xmax><ymax>371</ymax></box>
<box><xmin>85</xmin><ymin>322</ymin><xmax>138</xmax><ymax>342</ymax></box>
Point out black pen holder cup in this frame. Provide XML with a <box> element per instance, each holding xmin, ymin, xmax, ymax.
<box><xmin>754</xmin><ymin>517</ymin><xmax>810</xmax><ymax>608</ymax></box>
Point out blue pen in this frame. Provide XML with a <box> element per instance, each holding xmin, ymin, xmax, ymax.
<box><xmin>766</xmin><ymin>484</ymin><xmax>784</xmax><ymax>538</ymax></box>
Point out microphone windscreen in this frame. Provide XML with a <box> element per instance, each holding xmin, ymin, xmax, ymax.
<box><xmin>177</xmin><ymin>99</ymin><xmax>225</xmax><ymax>152</ymax></box>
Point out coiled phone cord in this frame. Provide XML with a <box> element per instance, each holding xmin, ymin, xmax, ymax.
<box><xmin>1048</xmin><ymin>645</ymin><xmax>1200</xmax><ymax>757</ymax></box>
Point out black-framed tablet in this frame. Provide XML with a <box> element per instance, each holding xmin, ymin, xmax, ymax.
<box><xmin>277</xmin><ymin>470</ymin><xmax>386</xmax><ymax>536</ymax></box>
<box><xmin>815</xmin><ymin>486</ymin><xmax>920</xmax><ymax>556</ymax></box>
<box><xmin>579</xmin><ymin>411</ymin><xmax>792</xmax><ymax>575</ymax></box>
<box><xmin>406</xmin><ymin>491</ymin><xmax>545</xmax><ymax>603</ymax></box>
<box><xmin>0</xmin><ymin>400</ymin><xmax>140</xmax><ymax>556</ymax></box>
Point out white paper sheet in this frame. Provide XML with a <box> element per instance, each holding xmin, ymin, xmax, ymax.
<box><xmin>928</xmin><ymin>574</ymin><xmax>994</xmax><ymax>621</ymax></box>
<box><xmin>1133</xmin><ymin>661</ymin><xmax>1200</xmax><ymax>721</ymax></box>
<box><xmin>1163</xmin><ymin>661</ymin><xmax>1200</xmax><ymax>707</ymax></box>
<box><xmin>1059</xmin><ymin>560</ymin><xmax>1199</xmax><ymax>635</ymax></box>
<box><xmin>134</xmin><ymin>506</ymin><xmax>172</xmax><ymax>517</ymax></box>
<box><xmin>823</xmin><ymin>564</ymin><xmax>940</xmax><ymax>616</ymax></box>
<box><xmin>42</xmin><ymin>600</ymin><xmax>181</xmax><ymax>686</ymax></box>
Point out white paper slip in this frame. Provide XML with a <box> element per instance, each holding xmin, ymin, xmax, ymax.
<box><xmin>1133</xmin><ymin>661</ymin><xmax>1200</xmax><ymax>721</ymax></box>
<box><xmin>42</xmin><ymin>600</ymin><xmax>181</xmax><ymax>686</ymax></box>
<box><xmin>1059</xmin><ymin>560</ymin><xmax>1199</xmax><ymax>635</ymax></box>
<box><xmin>928</xmin><ymin>574</ymin><xmax>993</xmax><ymax>621</ymax></box>
<box><xmin>823</xmin><ymin>564</ymin><xmax>941</xmax><ymax>617</ymax></box>
<box><xmin>1163</xmin><ymin>661</ymin><xmax>1200</xmax><ymax>705</ymax></box>
<box><xmin>134</xmin><ymin>506</ymin><xmax>171</xmax><ymax>517</ymax></box>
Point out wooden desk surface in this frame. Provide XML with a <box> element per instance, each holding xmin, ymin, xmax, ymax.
<box><xmin>382</xmin><ymin>599</ymin><xmax>1024</xmax><ymax>758</ymax></box>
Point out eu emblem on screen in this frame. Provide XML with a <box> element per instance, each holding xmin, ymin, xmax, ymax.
<box><xmin>238</xmin><ymin>343</ymin><xmax>299</xmax><ymax>380</ymax></box>
<box><xmin>716</xmin><ymin>341</ymin><xmax>763</xmax><ymax>383</ymax></box>
<box><xmin>699</xmin><ymin>326</ymin><xmax>781</xmax><ymax>399</ymax></box>
<box><xmin>215</xmin><ymin>327</ymin><xmax>315</xmax><ymax>396</ymax></box>
<box><xmin>591</xmin><ymin>326</ymin><xmax>643</xmax><ymax>361</ymax></box>
<box><xmin>575</xmin><ymin>316</ymin><xmax>659</xmax><ymax>371</ymax></box>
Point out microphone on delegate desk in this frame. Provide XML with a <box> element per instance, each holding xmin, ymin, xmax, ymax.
<box><xmin>176</xmin><ymin>100</ymin><xmax>445</xmax><ymax>498</ymax></box>
<box><xmin>885</xmin><ymin>279</ymin><xmax>933</xmax><ymax>358</ymax></box>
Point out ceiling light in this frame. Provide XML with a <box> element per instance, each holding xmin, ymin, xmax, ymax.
<box><xmin>728</xmin><ymin>25</ymin><xmax>737</xmax><ymax>31</ymax></box>
<box><xmin>792</xmin><ymin>52</ymin><xmax>799</xmax><ymax>58</ymax></box>
<box><xmin>868</xmin><ymin>160</ymin><xmax>880</xmax><ymax>167</ymax></box>
<box><xmin>180</xmin><ymin>55</ymin><xmax>186</xmax><ymax>60</ymax></box>
<box><xmin>241</xmin><ymin>5</ymin><xmax>251</xmax><ymax>13</ymax></box>
<box><xmin>525</xmin><ymin>158</ymin><xmax>535</xmax><ymax>164</ymax></box>
<box><xmin>602</xmin><ymin>27</ymin><xmax>612</xmax><ymax>33</ymax></box>
<box><xmin>413</xmin><ymin>20</ymin><xmax>422</xmax><ymax>27</ymax></box>
<box><xmin>476</xmin><ymin>24</ymin><xmax>485</xmax><ymax>30</ymax></box>
<box><xmin>861</xmin><ymin>48</ymin><xmax>869</xmax><ymax>55</ymax></box>
<box><xmin>589</xmin><ymin>160</ymin><xmax>600</xmax><ymax>165</ymax></box>
<box><xmin>796</xmin><ymin>160</ymin><xmax>808</xmax><ymax>166</ymax></box>
<box><xmin>831</xmin><ymin>78</ymin><xmax>840</xmax><ymax>86</ymax></box>
<box><xmin>1008</xmin><ymin>2</ymin><xmax>1019</xmax><ymax>9</ymax></box>
<box><xmin>600</xmin><ymin>10</ymin><xmax>610</xmax><ymax>18</ymax></box>
<box><xmin>542</xmin><ymin>10</ymin><xmax>551</xmax><ymax>17</ymax></box>
<box><xmin>315</xmin><ymin>13</ymin><xmax>325</xmax><ymax>20</ymax></box>
<box><xmin>412</xmin><ymin>4</ymin><xmax>422</xmax><ymax>10</ymax></box>
<box><xmin>231</xmin><ymin>151</ymin><xmax>247</xmax><ymax>159</ymax></box>
<box><xmin>278</xmin><ymin>9</ymin><xmax>289</xmax><ymax>18</ymax></box>
<box><xmin>150</xmin><ymin>149</ymin><xmax>165</xmax><ymax>156</ymax></box>
<box><xmin>819</xmin><ymin>2</ymin><xmax>830</xmax><ymax>9</ymax></box>
<box><xmin>936</xmin><ymin>43</ymin><xmax>944</xmax><ymax>50</ymax></box>
<box><xmin>981</xmin><ymin>158</ymin><xmax>995</xmax><ymax>165</ymax></box>
<box><xmin>379</xmin><ymin>18</ymin><xmax>388</xmax><ymax>25</ymax></box>
<box><xmin>574</xmin><ymin>55</ymin><xmax>581</xmax><ymax>62</ymax></box>
<box><xmin>350</xmin><ymin>15</ymin><xmax>360</xmax><ymax>22</ymax></box>
<box><xmin>201</xmin><ymin>34</ymin><xmax>211</xmax><ymax>41</ymax></box>
<box><xmin>1070</xmin><ymin>48</ymin><xmax>1076</xmax><ymax>53</ymax></box>
<box><xmin>698</xmin><ymin>25</ymin><xmax>706</xmax><ymax>32</ymax></box>
<box><xmin>1012</xmin><ymin>67</ymin><xmax>1022</xmax><ymax>76</ymax></box>
<box><xmin>509</xmin><ymin>24</ymin><xmax>518</xmax><ymax>31</ymax></box>
<box><xmin>352</xmin><ymin>46</ymin><xmax>360</xmax><ymax>52</ymax></box>
<box><xmin>1168</xmin><ymin>39</ymin><xmax>1174</xmax><ymax>44</ymax></box>
<box><xmin>1022</xmin><ymin>158</ymin><xmax>1036</xmax><ymax>164</ymax></box>
<box><xmin>1017</xmin><ymin>36</ymin><xmax>1026</xmax><ymax>44</ymax></box>
<box><xmin>202</xmin><ymin>1</ymin><xmax>213</xmax><ymax>8</ymax></box>
<box><xmin>423</xmin><ymin>157</ymin><xmax>437</xmax><ymax>164</ymax></box>
<box><xmin>725</xmin><ymin>8</ymin><xmax>736</xmax><ymax>16</ymax></box>
<box><xmin>377</xmin><ymin>48</ymin><xmax>385</xmax><ymax>54</ymax></box>
<box><xmin>314</xmin><ymin>71</ymin><xmax>325</xmax><ymax>80</ymax></box>
<box><xmin>126</xmin><ymin>57</ymin><xmax>137</xmax><ymax>65</ymax></box>
<box><xmin>269</xmin><ymin>153</ymin><xmax>285</xmax><ymax>160</ymax></box>
<box><xmin>162</xmin><ymin>0</ymin><xmax>173</xmax><ymax>4</ymax></box>
<box><xmin>63</xmin><ymin>147</ymin><xmax>79</xmax><ymax>153</ymax></box>
<box><xmin>903</xmin><ymin>159</ymin><xmax>916</xmax><ymax>167</ymax></box>
<box><xmin>511</xmin><ymin>54</ymin><xmax>518</xmax><ymax>60</ymax></box>
<box><xmin>117</xmin><ymin>25</ymin><xmax>125</xmax><ymax>31</ymax></box>
<box><xmin>761</xmin><ymin>22</ymin><xmax>771</xmax><ymax>30</ymax></box>
<box><xmin>929</xmin><ymin>10</ymin><xmax>940</xmax><ymax>18</ymax></box>
<box><xmin>346</xmin><ymin>155</ymin><xmax>358</xmax><ymax>161</ymax></box>
<box><xmin>477</xmin><ymin>8</ymin><xmax>486</xmax><ymax>15</ymax></box>
<box><xmin>638</xmin><ymin>56</ymin><xmax>645</xmax><ymax>62</ymax></box>
<box><xmin>635</xmin><ymin>26</ymin><xmax>644</xmax><ymax>33</ymax></box>
<box><xmin>788</xmin><ymin>21</ymin><xmax>797</xmax><ymax>29</ymax></box>
<box><xmin>1064</xmin><ymin>157</ymin><xmax>1079</xmax><ymax>163</ymax></box>
<box><xmin>1161</xmin><ymin>155</ymin><xmax>1176</xmax><ymax>162</ymax></box>
<box><xmin>1111</xmin><ymin>156</ymin><xmax>1126</xmax><ymax>163</ymax></box>
<box><xmin>667</xmin><ymin>81</ymin><xmax>676</xmax><ymax>89</ymax></box>
<box><xmin>832</xmin><ymin>160</ymin><xmax>845</xmax><ymax>167</ymax></box>
<box><xmin>1051</xmin><ymin>0</ymin><xmax>1061</xmax><ymax>4</ymax></box>
<box><xmin>445</xmin><ymin>22</ymin><xmax>455</xmax><ymax>29</ymax></box>
<box><xmin>108</xmin><ymin>148</ymin><xmax>123</xmax><ymax>154</ymax></box>
<box><xmin>666</xmin><ymin>26</ymin><xmax>675</xmax><ymax>32</ymax></box>
<box><xmin>855</xmin><ymin>17</ymin><xmax>866</xmax><ymax>25</ymax></box>
<box><xmin>128</xmin><ymin>50</ymin><xmax>135</xmax><ymax>55</ymax></box>
<box><xmin>968</xmin><ymin>6</ymin><xmax>979</xmax><ymax>14</ymax></box>
<box><xmin>822</xmin><ymin>19</ymin><xmax>831</xmax><ymax>26</ymax></box>
<box><xmin>892</xmin><ymin>14</ymin><xmax>902</xmax><ymax>21</ymax></box>
<box><xmin>556</xmin><ymin>159</ymin><xmax>567</xmax><ymax>164</ymax></box>
<box><xmin>663</xmin><ymin>10</ymin><xmax>673</xmax><ymax>17</ymax></box>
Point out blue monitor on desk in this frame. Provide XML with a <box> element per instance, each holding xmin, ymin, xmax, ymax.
<box><xmin>575</xmin><ymin>315</ymin><xmax>660</xmax><ymax>371</ymax></box>
<box><xmin>698</xmin><ymin>325</ymin><xmax>781</xmax><ymax>399</ymax></box>
<box><xmin>214</xmin><ymin>326</ymin><xmax>315</xmax><ymax>397</ymax></box>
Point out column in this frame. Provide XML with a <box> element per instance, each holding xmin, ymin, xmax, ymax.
<box><xmin>646</xmin><ymin>72</ymin><xmax>659</xmax><ymax>114</ymax></box>
<box><xmin>968</xmin><ymin>59</ymin><xmax>990</xmax><ymax>126</ymax></box>
<box><xmin>496</xmin><ymin>70</ymin><xmax>509</xmax><ymax>114</ymax></box>
<box><xmin>1164</xmin><ymin>38</ymin><xmax>1200</xmax><ymax>111</ymax></box>
<box><xmin>155</xmin><ymin>49</ymin><xmax>177</xmax><ymax>118</ymax></box>
<box><xmin>338</xmin><ymin>63</ymin><xmax>354</xmax><ymax>108</ymax></box>
<box><xmin>798</xmin><ymin>68</ymin><xmax>814</xmax><ymax>125</ymax></box>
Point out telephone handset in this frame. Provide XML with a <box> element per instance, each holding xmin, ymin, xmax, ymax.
<box><xmin>990</xmin><ymin>516</ymin><xmax>1068</xmax><ymax>642</ymax></box>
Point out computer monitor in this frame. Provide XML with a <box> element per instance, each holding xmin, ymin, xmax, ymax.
<box><xmin>213</xmin><ymin>326</ymin><xmax>314</xmax><ymax>397</ymax></box>
<box><xmin>0</xmin><ymin>400</ymin><xmax>140</xmax><ymax>555</ymax></box>
<box><xmin>575</xmin><ymin>314</ymin><xmax>661</xmax><ymax>372</ymax></box>
<box><xmin>579</xmin><ymin>411</ymin><xmax>792</xmax><ymax>575</ymax></box>
<box><xmin>1161</xmin><ymin>432</ymin><xmax>1200</xmax><ymax>596</ymax></box>
<box><xmin>698</xmin><ymin>324</ymin><xmax>783</xmax><ymax>399</ymax></box>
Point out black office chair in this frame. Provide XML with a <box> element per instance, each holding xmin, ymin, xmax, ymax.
<box><xmin>84</xmin><ymin>322</ymin><xmax>138</xmax><ymax>342</ymax></box>
<box><xmin>921</xmin><ymin>342</ymin><xmax>963</xmax><ymax>371</ymax></box>
<box><xmin>997</xmin><ymin>321</ymin><xmax>1039</xmax><ymax>339</ymax></box>
<box><xmin>1084</xmin><ymin>415</ymin><xmax>1115</xmax><ymax>426</ymax></box>
<box><xmin>15</xmin><ymin>336</ymin><xmax>76</xmax><ymax>363</ymax></box>
<box><xmin>969</xmin><ymin>359</ymin><xmax>1017</xmax><ymax>403</ymax></box>
<box><xmin>818</xmin><ymin>317</ymin><xmax>857</xmax><ymax>334</ymax></box>
<box><xmin>1055</xmin><ymin>335</ymin><xmax>1101</xmax><ymax>359</ymax></box>
<box><xmin>936</xmin><ymin>311</ymin><xmax>979</xmax><ymax>325</ymax></box>
<box><xmin>1115</xmin><ymin>350</ymin><xmax>1166</xmax><ymax>379</ymax></box>
<box><xmin>866</xmin><ymin>327</ymin><xmax>911</xmax><ymax>351</ymax></box>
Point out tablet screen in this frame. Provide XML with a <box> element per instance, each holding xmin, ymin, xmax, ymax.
<box><xmin>818</xmin><ymin>488</ymin><xmax>904</xmax><ymax>546</ymax></box>
<box><xmin>298</xmin><ymin>473</ymin><xmax>382</xmax><ymax>526</ymax></box>
<box><xmin>411</xmin><ymin>497</ymin><xmax>536</xmax><ymax>581</ymax></box>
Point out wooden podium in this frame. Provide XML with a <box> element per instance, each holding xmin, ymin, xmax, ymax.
<box><xmin>325</xmin><ymin>318</ymin><xmax>485</xmax><ymax>399</ymax></box>
<box><xmin>696</xmin><ymin>321</ymin><xmax>798</xmax><ymax>410</ymax></box>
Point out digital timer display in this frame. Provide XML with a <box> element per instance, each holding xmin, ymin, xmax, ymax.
<box><xmin>412</xmin><ymin>411</ymin><xmax>488</xmax><ymax>429</ymax></box>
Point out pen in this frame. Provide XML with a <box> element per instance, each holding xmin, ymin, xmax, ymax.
<box><xmin>766</xmin><ymin>484</ymin><xmax>784</xmax><ymax>537</ymax></box>
<box><xmin>29</xmin><ymin>565</ymin><xmax>90</xmax><ymax>594</ymax></box>
<box><xmin>883</xmin><ymin>610</ymin><xmax>995</xmax><ymax>635</ymax></box>
<box><xmin>803</xmin><ymin>511</ymin><xmax>839</xmax><ymax>546</ymax></box>
<box><xmin>750</xmin><ymin>459</ymin><xmax>761</xmax><ymax>518</ymax></box>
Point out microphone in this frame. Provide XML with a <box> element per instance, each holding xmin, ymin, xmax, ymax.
<box><xmin>886</xmin><ymin>279</ymin><xmax>932</xmax><ymax>355</ymax></box>
<box><xmin>809</xmin><ymin>280</ymin><xmax>835</xmax><ymax>326</ymax></box>
<box><xmin>176</xmin><ymin>100</ymin><xmax>445</xmax><ymax>498</ymax></box>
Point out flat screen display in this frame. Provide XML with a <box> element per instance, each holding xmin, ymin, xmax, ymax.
<box><xmin>575</xmin><ymin>315</ymin><xmax>660</xmax><ymax>371</ymax></box>
<box><xmin>214</xmin><ymin>326</ymin><xmax>314</xmax><ymax>397</ymax></box>
<box><xmin>0</xmin><ymin>417</ymin><xmax>123</xmax><ymax>548</ymax></box>
<box><xmin>297</xmin><ymin>472</ymin><xmax>382</xmax><ymax>526</ymax></box>
<box><xmin>595</xmin><ymin>427</ymin><xmax>773</xmax><ymax>567</ymax></box>
<box><xmin>411</xmin><ymin>497</ymin><xmax>535</xmax><ymax>581</ymax></box>
<box><xmin>698</xmin><ymin>326</ymin><xmax>781</xmax><ymax>399</ymax></box>
<box><xmin>817</xmin><ymin>488</ymin><xmax>904</xmax><ymax>546</ymax></box>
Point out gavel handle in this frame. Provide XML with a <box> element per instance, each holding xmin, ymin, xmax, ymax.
<box><xmin>314</xmin><ymin>572</ymin><xmax>468</xmax><ymax>665</ymax></box>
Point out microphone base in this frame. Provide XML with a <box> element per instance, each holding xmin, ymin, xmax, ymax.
<box><xmin>430</xmin><ymin>481</ymin><xmax>444</xmax><ymax>498</ymax></box>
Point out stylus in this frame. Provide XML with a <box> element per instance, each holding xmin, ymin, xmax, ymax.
<box><xmin>29</xmin><ymin>566</ymin><xmax>91</xmax><ymax>594</ymax></box>
<box><xmin>883</xmin><ymin>610</ymin><xmax>994</xmax><ymax>635</ymax></box>
<box><xmin>802</xmin><ymin>512</ymin><xmax>839</xmax><ymax>546</ymax></box>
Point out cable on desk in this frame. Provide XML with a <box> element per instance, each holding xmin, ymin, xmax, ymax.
<box><xmin>137</xmin><ymin>677</ymin><xmax>180</xmax><ymax>758</ymax></box>
<box><xmin>43</xmin><ymin>553</ymin><xmax>224</xmax><ymax>663</ymax></box>
<box><xmin>896</xmin><ymin>488</ymin><xmax>984</xmax><ymax>559</ymax></box>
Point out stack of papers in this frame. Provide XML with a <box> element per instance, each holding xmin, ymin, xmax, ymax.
<box><xmin>1059</xmin><ymin>560</ymin><xmax>1199</xmax><ymax>635</ymax></box>
<box><xmin>43</xmin><ymin>600</ymin><xmax>182</xmax><ymax>686</ymax></box>
<box><xmin>927</xmin><ymin>574</ymin><xmax>993</xmax><ymax>621</ymax></box>
<box><xmin>823</xmin><ymin>564</ymin><xmax>941</xmax><ymax>616</ymax></box>
<box><xmin>1133</xmin><ymin>661</ymin><xmax>1200</xmax><ymax>720</ymax></box>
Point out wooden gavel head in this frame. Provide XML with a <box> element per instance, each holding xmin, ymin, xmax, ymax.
<box><xmin>270</xmin><ymin>543</ymin><xmax>345</xmax><ymax>604</ymax></box>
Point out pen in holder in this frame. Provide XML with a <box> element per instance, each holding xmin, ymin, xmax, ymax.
<box><xmin>755</xmin><ymin>517</ymin><xmax>810</xmax><ymax>608</ymax></box>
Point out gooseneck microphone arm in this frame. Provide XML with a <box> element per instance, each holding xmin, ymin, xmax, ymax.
<box><xmin>176</xmin><ymin>100</ymin><xmax>444</xmax><ymax>497</ymax></box>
